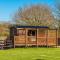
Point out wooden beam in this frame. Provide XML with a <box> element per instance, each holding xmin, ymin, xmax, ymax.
<box><xmin>25</xmin><ymin>28</ymin><xmax>28</xmax><ymax>47</ymax></box>
<box><xmin>47</xmin><ymin>29</ymin><xmax>48</xmax><ymax>47</ymax></box>
<box><xmin>14</xmin><ymin>36</ymin><xmax>15</xmax><ymax>48</ymax></box>
<box><xmin>36</xmin><ymin>28</ymin><xmax>38</xmax><ymax>47</ymax></box>
<box><xmin>45</xmin><ymin>29</ymin><xmax>47</xmax><ymax>47</ymax></box>
<box><xmin>56</xmin><ymin>29</ymin><xmax>58</xmax><ymax>47</ymax></box>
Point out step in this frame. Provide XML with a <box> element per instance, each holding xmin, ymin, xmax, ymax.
<box><xmin>5</xmin><ymin>45</ymin><xmax>13</xmax><ymax>48</ymax></box>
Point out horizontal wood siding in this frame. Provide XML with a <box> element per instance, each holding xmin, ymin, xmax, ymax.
<box><xmin>37</xmin><ymin>29</ymin><xmax>47</xmax><ymax>46</ymax></box>
<box><xmin>14</xmin><ymin>28</ymin><xmax>57</xmax><ymax>47</ymax></box>
<box><xmin>26</xmin><ymin>28</ymin><xmax>37</xmax><ymax>46</ymax></box>
<box><xmin>47</xmin><ymin>30</ymin><xmax>56</xmax><ymax>46</ymax></box>
<box><xmin>14</xmin><ymin>36</ymin><xmax>25</xmax><ymax>46</ymax></box>
<box><xmin>37</xmin><ymin>38</ymin><xmax>46</xmax><ymax>46</ymax></box>
<box><xmin>27</xmin><ymin>36</ymin><xmax>36</xmax><ymax>46</ymax></box>
<box><xmin>58</xmin><ymin>30</ymin><xmax>60</xmax><ymax>45</ymax></box>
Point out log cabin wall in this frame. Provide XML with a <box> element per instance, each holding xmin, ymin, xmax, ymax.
<box><xmin>37</xmin><ymin>28</ymin><xmax>47</xmax><ymax>46</ymax></box>
<box><xmin>10</xmin><ymin>26</ymin><xmax>58</xmax><ymax>48</ymax></box>
<box><xmin>14</xmin><ymin>28</ymin><xmax>37</xmax><ymax>47</ymax></box>
<box><xmin>47</xmin><ymin>29</ymin><xmax>57</xmax><ymax>47</ymax></box>
<box><xmin>14</xmin><ymin>28</ymin><xmax>26</xmax><ymax>47</ymax></box>
<box><xmin>26</xmin><ymin>28</ymin><xmax>37</xmax><ymax>46</ymax></box>
<box><xmin>58</xmin><ymin>30</ymin><xmax>60</xmax><ymax>46</ymax></box>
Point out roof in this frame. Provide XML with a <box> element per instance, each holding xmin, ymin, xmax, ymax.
<box><xmin>15</xmin><ymin>26</ymin><xmax>48</xmax><ymax>28</ymax></box>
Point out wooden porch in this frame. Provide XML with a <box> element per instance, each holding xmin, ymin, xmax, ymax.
<box><xmin>13</xmin><ymin>28</ymin><xmax>58</xmax><ymax>48</ymax></box>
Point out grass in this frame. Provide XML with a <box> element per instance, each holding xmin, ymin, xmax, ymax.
<box><xmin>0</xmin><ymin>48</ymin><xmax>60</xmax><ymax>60</ymax></box>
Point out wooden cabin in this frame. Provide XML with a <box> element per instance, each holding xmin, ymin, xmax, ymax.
<box><xmin>10</xmin><ymin>26</ymin><xmax>58</xmax><ymax>48</ymax></box>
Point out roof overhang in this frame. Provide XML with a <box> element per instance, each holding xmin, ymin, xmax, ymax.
<box><xmin>15</xmin><ymin>26</ymin><xmax>48</xmax><ymax>28</ymax></box>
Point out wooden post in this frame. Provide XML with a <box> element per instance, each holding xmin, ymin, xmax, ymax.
<box><xmin>47</xmin><ymin>29</ymin><xmax>48</xmax><ymax>48</ymax></box>
<box><xmin>14</xmin><ymin>36</ymin><xmax>15</xmax><ymax>48</ymax></box>
<box><xmin>45</xmin><ymin>29</ymin><xmax>47</xmax><ymax>47</ymax></box>
<box><xmin>36</xmin><ymin>28</ymin><xmax>38</xmax><ymax>47</ymax></box>
<box><xmin>56</xmin><ymin>29</ymin><xmax>58</xmax><ymax>48</ymax></box>
<box><xmin>25</xmin><ymin>29</ymin><xmax>27</xmax><ymax>47</ymax></box>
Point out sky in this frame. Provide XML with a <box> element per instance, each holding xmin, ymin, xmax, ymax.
<box><xmin>0</xmin><ymin>0</ymin><xmax>56</xmax><ymax>21</ymax></box>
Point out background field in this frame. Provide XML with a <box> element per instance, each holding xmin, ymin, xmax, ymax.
<box><xmin>0</xmin><ymin>48</ymin><xmax>60</xmax><ymax>60</ymax></box>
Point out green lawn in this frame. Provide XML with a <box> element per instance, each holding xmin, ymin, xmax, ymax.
<box><xmin>0</xmin><ymin>48</ymin><xmax>60</xmax><ymax>60</ymax></box>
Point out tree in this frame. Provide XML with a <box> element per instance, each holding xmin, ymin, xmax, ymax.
<box><xmin>13</xmin><ymin>5</ymin><xmax>58</xmax><ymax>29</ymax></box>
<box><xmin>55</xmin><ymin>0</ymin><xmax>60</xmax><ymax>10</ymax></box>
<box><xmin>54</xmin><ymin>0</ymin><xmax>60</xmax><ymax>18</ymax></box>
<box><xmin>54</xmin><ymin>0</ymin><xmax>60</xmax><ymax>29</ymax></box>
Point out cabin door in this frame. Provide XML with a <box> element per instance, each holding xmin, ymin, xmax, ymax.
<box><xmin>27</xmin><ymin>29</ymin><xmax>37</xmax><ymax>46</ymax></box>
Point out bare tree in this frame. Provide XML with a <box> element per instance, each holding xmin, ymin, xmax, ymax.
<box><xmin>53</xmin><ymin>0</ymin><xmax>60</xmax><ymax>29</ymax></box>
<box><xmin>13</xmin><ymin>5</ymin><xmax>58</xmax><ymax>28</ymax></box>
<box><xmin>53</xmin><ymin>0</ymin><xmax>60</xmax><ymax>20</ymax></box>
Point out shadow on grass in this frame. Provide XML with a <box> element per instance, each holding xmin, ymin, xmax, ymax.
<box><xmin>36</xmin><ymin>58</ymin><xmax>45</xmax><ymax>60</ymax></box>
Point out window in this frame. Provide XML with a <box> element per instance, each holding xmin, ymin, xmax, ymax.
<box><xmin>17</xmin><ymin>29</ymin><xmax>25</xmax><ymax>35</ymax></box>
<box><xmin>28</xmin><ymin>30</ymin><xmax>36</xmax><ymax>36</ymax></box>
